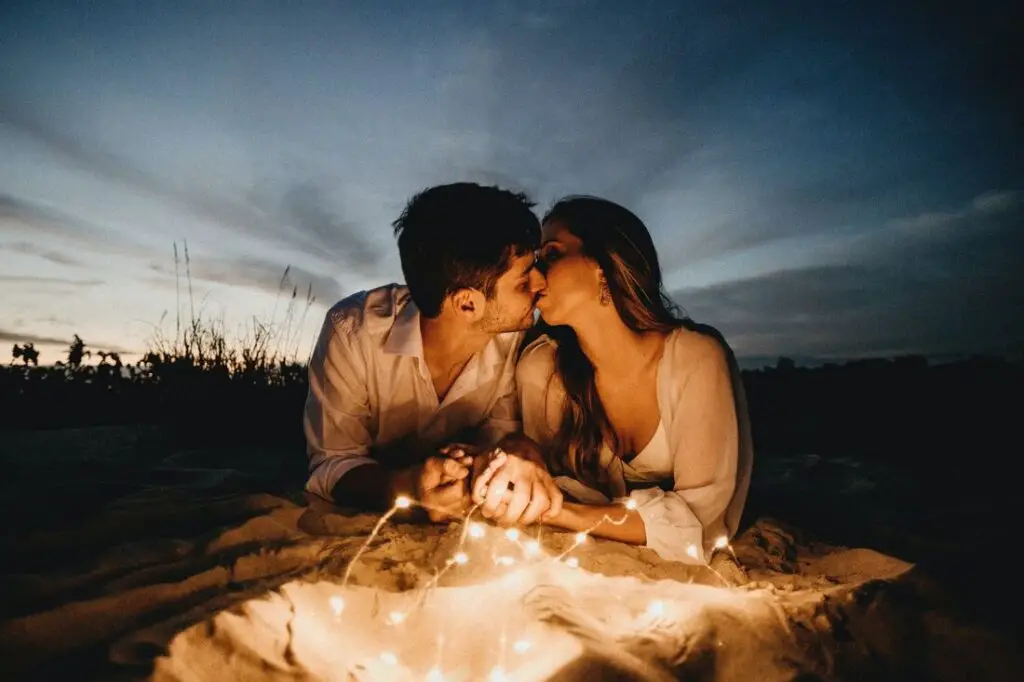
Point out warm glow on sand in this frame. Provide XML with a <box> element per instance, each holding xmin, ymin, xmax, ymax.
<box><xmin>154</xmin><ymin>490</ymin><xmax>779</xmax><ymax>681</ymax></box>
<box><xmin>157</xmin><ymin>556</ymin><xmax>786</xmax><ymax>681</ymax></box>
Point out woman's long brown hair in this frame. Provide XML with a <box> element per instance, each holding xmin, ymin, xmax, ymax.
<box><xmin>539</xmin><ymin>196</ymin><xmax>690</xmax><ymax>493</ymax></box>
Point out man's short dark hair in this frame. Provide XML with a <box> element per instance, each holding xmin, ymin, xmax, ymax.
<box><xmin>392</xmin><ymin>182</ymin><xmax>540</xmax><ymax>317</ymax></box>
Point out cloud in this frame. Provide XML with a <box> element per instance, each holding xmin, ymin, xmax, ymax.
<box><xmin>0</xmin><ymin>275</ymin><xmax>103</xmax><ymax>287</ymax></box>
<box><xmin>274</xmin><ymin>181</ymin><xmax>383</xmax><ymax>272</ymax></box>
<box><xmin>1</xmin><ymin>327</ymin><xmax>137</xmax><ymax>356</ymax></box>
<box><xmin>890</xmin><ymin>189</ymin><xmax>1020</xmax><ymax>233</ymax></box>
<box><xmin>672</xmin><ymin>190</ymin><xmax>1024</xmax><ymax>359</ymax></box>
<box><xmin>2</xmin><ymin>240</ymin><xmax>82</xmax><ymax>266</ymax></box>
<box><xmin>0</xmin><ymin>328</ymin><xmax>70</xmax><ymax>346</ymax></box>
<box><xmin>674</xmin><ymin>263</ymin><xmax>1023</xmax><ymax>360</ymax></box>
<box><xmin>0</xmin><ymin>99</ymin><xmax>263</xmax><ymax>238</ymax></box>
<box><xmin>148</xmin><ymin>254</ymin><xmax>342</xmax><ymax>306</ymax></box>
<box><xmin>1</xmin><ymin>102</ymin><xmax>388</xmax><ymax>271</ymax></box>
<box><xmin>0</xmin><ymin>191</ymin><xmax>153</xmax><ymax>258</ymax></box>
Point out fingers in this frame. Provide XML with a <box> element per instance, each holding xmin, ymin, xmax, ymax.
<box><xmin>439</xmin><ymin>444</ymin><xmax>474</xmax><ymax>468</ymax></box>
<box><xmin>472</xmin><ymin>452</ymin><xmax>506</xmax><ymax>505</ymax></box>
<box><xmin>482</xmin><ymin>464</ymin><xmax>513</xmax><ymax>519</ymax></box>
<box><xmin>419</xmin><ymin>457</ymin><xmax>468</xmax><ymax>497</ymax></box>
<box><xmin>497</xmin><ymin>483</ymin><xmax>531</xmax><ymax>527</ymax></box>
<box><xmin>519</xmin><ymin>480</ymin><xmax>550</xmax><ymax>526</ymax></box>
<box><xmin>418</xmin><ymin>458</ymin><xmax>442</xmax><ymax>495</ymax></box>
<box><xmin>424</xmin><ymin>480</ymin><xmax>470</xmax><ymax>522</ymax></box>
<box><xmin>441</xmin><ymin>457</ymin><xmax>469</xmax><ymax>483</ymax></box>
<box><xmin>541</xmin><ymin>478</ymin><xmax>563</xmax><ymax>521</ymax></box>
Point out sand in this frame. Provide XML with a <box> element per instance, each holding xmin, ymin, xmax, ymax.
<box><xmin>0</xmin><ymin>426</ymin><xmax>1020</xmax><ymax>681</ymax></box>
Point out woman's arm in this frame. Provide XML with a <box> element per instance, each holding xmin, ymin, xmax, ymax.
<box><xmin>627</xmin><ymin>337</ymin><xmax>740</xmax><ymax>563</ymax></box>
<box><xmin>544</xmin><ymin>337</ymin><xmax>742</xmax><ymax>563</ymax></box>
<box><xmin>543</xmin><ymin>501</ymin><xmax>647</xmax><ymax>545</ymax></box>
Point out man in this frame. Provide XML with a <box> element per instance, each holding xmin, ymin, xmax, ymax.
<box><xmin>304</xmin><ymin>182</ymin><xmax>562</xmax><ymax>524</ymax></box>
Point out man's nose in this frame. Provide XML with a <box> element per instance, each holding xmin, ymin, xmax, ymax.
<box><xmin>529</xmin><ymin>268</ymin><xmax>546</xmax><ymax>293</ymax></box>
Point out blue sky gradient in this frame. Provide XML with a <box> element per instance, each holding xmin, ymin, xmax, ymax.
<box><xmin>2</xmin><ymin>0</ymin><xmax>1021</xmax><ymax>364</ymax></box>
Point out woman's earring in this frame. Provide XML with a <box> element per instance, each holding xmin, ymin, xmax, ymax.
<box><xmin>598</xmin><ymin>274</ymin><xmax>612</xmax><ymax>306</ymax></box>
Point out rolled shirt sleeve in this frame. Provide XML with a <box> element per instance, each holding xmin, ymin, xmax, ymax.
<box><xmin>303</xmin><ymin>313</ymin><xmax>376</xmax><ymax>501</ymax></box>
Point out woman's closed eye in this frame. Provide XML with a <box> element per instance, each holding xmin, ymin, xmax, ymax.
<box><xmin>536</xmin><ymin>246</ymin><xmax>563</xmax><ymax>272</ymax></box>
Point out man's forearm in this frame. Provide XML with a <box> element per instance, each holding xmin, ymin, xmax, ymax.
<box><xmin>330</xmin><ymin>462</ymin><xmax>417</xmax><ymax>512</ymax></box>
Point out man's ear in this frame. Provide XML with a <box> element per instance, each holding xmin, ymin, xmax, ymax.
<box><xmin>448</xmin><ymin>288</ymin><xmax>486</xmax><ymax>321</ymax></box>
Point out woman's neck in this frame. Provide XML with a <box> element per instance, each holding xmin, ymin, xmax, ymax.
<box><xmin>571</xmin><ymin>313</ymin><xmax>655</xmax><ymax>376</ymax></box>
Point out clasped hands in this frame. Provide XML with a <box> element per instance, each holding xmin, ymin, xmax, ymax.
<box><xmin>412</xmin><ymin>435</ymin><xmax>562</xmax><ymax>526</ymax></box>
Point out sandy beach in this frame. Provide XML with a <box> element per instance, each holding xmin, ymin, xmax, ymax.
<box><xmin>0</xmin><ymin>425</ymin><xmax>1020</xmax><ymax>681</ymax></box>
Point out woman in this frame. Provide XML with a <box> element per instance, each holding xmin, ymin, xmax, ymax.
<box><xmin>475</xmin><ymin>196</ymin><xmax>753</xmax><ymax>564</ymax></box>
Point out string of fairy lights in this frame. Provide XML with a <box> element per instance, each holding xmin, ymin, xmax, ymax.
<box><xmin>327</xmin><ymin>485</ymin><xmax>736</xmax><ymax>682</ymax></box>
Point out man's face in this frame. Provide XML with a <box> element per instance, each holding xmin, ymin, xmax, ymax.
<box><xmin>477</xmin><ymin>251</ymin><xmax>546</xmax><ymax>333</ymax></box>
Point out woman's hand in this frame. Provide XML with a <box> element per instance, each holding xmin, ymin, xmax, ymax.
<box><xmin>472</xmin><ymin>448</ymin><xmax>563</xmax><ymax>527</ymax></box>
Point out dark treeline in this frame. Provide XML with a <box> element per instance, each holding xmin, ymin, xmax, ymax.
<box><xmin>4</xmin><ymin>337</ymin><xmax>1018</xmax><ymax>470</ymax></box>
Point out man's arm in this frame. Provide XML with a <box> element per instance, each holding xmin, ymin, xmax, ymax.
<box><xmin>329</xmin><ymin>460</ymin><xmax>417</xmax><ymax>511</ymax></box>
<box><xmin>304</xmin><ymin>311</ymin><xmax>382</xmax><ymax>505</ymax></box>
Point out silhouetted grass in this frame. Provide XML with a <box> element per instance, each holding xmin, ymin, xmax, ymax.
<box><xmin>2</xmin><ymin>243</ymin><xmax>316</xmax><ymax>451</ymax></box>
<box><xmin>2</xmin><ymin>241</ymin><xmax>1020</xmax><ymax>472</ymax></box>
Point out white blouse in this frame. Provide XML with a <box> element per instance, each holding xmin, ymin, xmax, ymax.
<box><xmin>516</xmin><ymin>326</ymin><xmax>754</xmax><ymax>564</ymax></box>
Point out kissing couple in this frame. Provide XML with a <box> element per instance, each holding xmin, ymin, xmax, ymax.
<box><xmin>304</xmin><ymin>182</ymin><xmax>752</xmax><ymax>564</ymax></box>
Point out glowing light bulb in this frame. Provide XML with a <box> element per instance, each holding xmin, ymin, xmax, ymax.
<box><xmin>625</xmin><ymin>498</ymin><xmax>638</xmax><ymax>510</ymax></box>
<box><xmin>513</xmin><ymin>639</ymin><xmax>532</xmax><ymax>654</ymax></box>
<box><xmin>453</xmin><ymin>552</ymin><xmax>468</xmax><ymax>565</ymax></box>
<box><xmin>394</xmin><ymin>495</ymin><xmax>412</xmax><ymax>509</ymax></box>
<box><xmin>505</xmin><ymin>528</ymin><xmax>520</xmax><ymax>541</ymax></box>
<box><xmin>495</xmin><ymin>555</ymin><xmax>516</xmax><ymax>566</ymax></box>
<box><xmin>380</xmin><ymin>651</ymin><xmax>399</xmax><ymax>665</ymax></box>
<box><xmin>488</xmin><ymin>666</ymin><xmax>507</xmax><ymax>682</ymax></box>
<box><xmin>524</xmin><ymin>539</ymin><xmax>540</xmax><ymax>555</ymax></box>
<box><xmin>714</xmin><ymin>536</ymin><xmax>729</xmax><ymax>549</ymax></box>
<box><xmin>469</xmin><ymin>522</ymin><xmax>485</xmax><ymax>538</ymax></box>
<box><xmin>387</xmin><ymin>611</ymin><xmax>406</xmax><ymax>625</ymax></box>
<box><xmin>574</xmin><ymin>532</ymin><xmax>587</xmax><ymax>545</ymax></box>
<box><xmin>565</xmin><ymin>557</ymin><xmax>579</xmax><ymax>568</ymax></box>
<box><xmin>426</xmin><ymin>667</ymin><xmax>446</xmax><ymax>682</ymax></box>
<box><xmin>329</xmin><ymin>596</ymin><xmax>345</xmax><ymax>616</ymax></box>
<box><xmin>685</xmin><ymin>544</ymin><xmax>699</xmax><ymax>559</ymax></box>
<box><xmin>645</xmin><ymin>600</ymin><xmax>665</xmax><ymax>617</ymax></box>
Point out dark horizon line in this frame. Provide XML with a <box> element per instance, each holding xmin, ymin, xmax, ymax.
<box><xmin>7</xmin><ymin>346</ymin><xmax>1021</xmax><ymax>371</ymax></box>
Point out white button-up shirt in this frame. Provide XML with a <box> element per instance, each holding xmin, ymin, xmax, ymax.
<box><xmin>304</xmin><ymin>284</ymin><xmax>523</xmax><ymax>501</ymax></box>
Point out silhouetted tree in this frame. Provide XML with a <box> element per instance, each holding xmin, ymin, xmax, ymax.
<box><xmin>12</xmin><ymin>343</ymin><xmax>39</xmax><ymax>366</ymax></box>
<box><xmin>775</xmin><ymin>356</ymin><xmax>796</xmax><ymax>372</ymax></box>
<box><xmin>98</xmin><ymin>351</ymin><xmax>122</xmax><ymax>368</ymax></box>
<box><xmin>66</xmin><ymin>335</ymin><xmax>90</xmax><ymax>369</ymax></box>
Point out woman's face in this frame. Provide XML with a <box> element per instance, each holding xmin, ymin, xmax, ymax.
<box><xmin>535</xmin><ymin>220</ymin><xmax>603</xmax><ymax>326</ymax></box>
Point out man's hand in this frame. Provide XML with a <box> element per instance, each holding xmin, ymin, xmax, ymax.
<box><xmin>471</xmin><ymin>447</ymin><xmax>563</xmax><ymax>527</ymax></box>
<box><xmin>415</xmin><ymin>455</ymin><xmax>471</xmax><ymax>523</ymax></box>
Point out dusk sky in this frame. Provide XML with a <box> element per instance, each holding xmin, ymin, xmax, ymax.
<box><xmin>2</xmin><ymin>0</ymin><xmax>1021</xmax><ymax>366</ymax></box>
